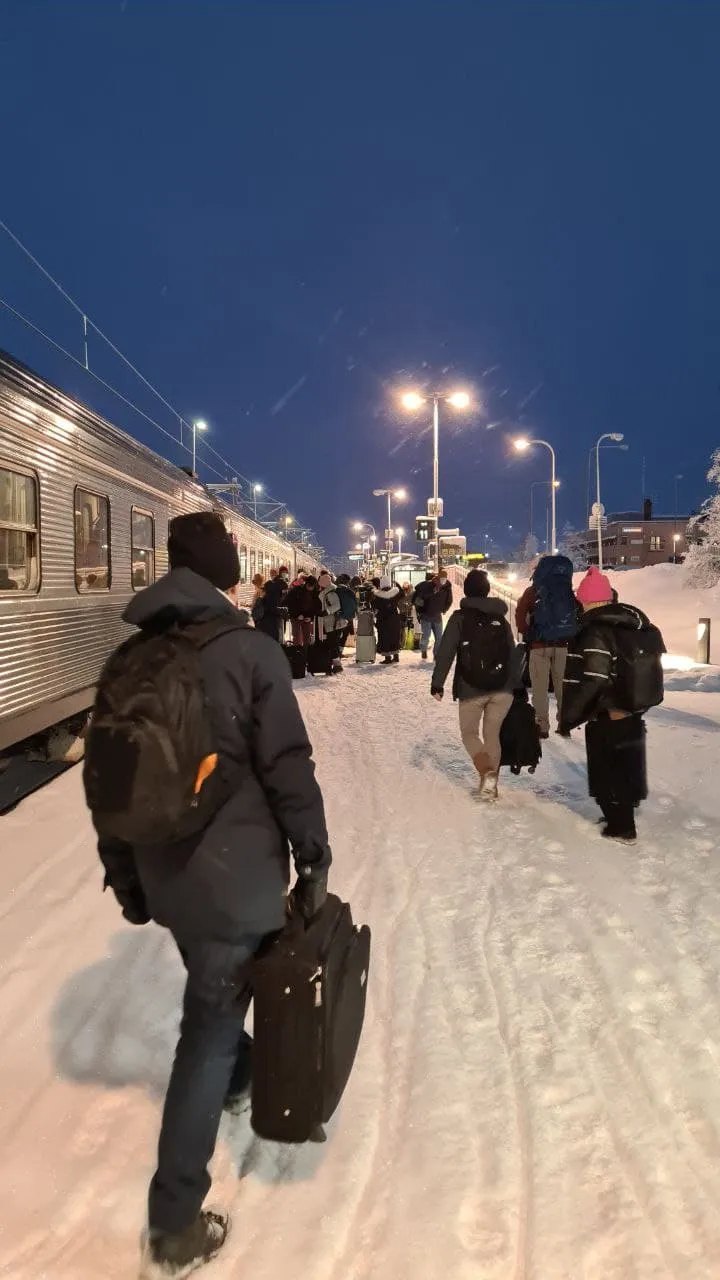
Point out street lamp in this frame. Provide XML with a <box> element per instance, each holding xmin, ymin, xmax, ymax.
<box><xmin>192</xmin><ymin>419</ymin><xmax>208</xmax><ymax>476</ymax></box>
<box><xmin>373</xmin><ymin>487</ymin><xmax>407</xmax><ymax>554</ymax></box>
<box><xmin>594</xmin><ymin>432</ymin><xmax>624</xmax><ymax>570</ymax></box>
<box><xmin>252</xmin><ymin>483</ymin><xmax>263</xmax><ymax>521</ymax></box>
<box><xmin>514</xmin><ymin>437</ymin><xmax>558</xmax><ymax>554</ymax></box>
<box><xmin>395</xmin><ymin>526</ymin><xmax>405</xmax><ymax>556</ymax></box>
<box><xmin>401</xmin><ymin>388</ymin><xmax>472</xmax><ymax>569</ymax></box>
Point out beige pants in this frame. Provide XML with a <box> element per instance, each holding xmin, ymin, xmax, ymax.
<box><xmin>529</xmin><ymin>646</ymin><xmax>568</xmax><ymax>734</ymax></box>
<box><xmin>458</xmin><ymin>692</ymin><xmax>514</xmax><ymax>775</ymax></box>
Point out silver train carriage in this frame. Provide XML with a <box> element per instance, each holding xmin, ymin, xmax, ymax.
<box><xmin>0</xmin><ymin>350</ymin><xmax>318</xmax><ymax>752</ymax></box>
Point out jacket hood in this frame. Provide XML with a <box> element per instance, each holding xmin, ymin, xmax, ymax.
<box><xmin>373</xmin><ymin>584</ymin><xmax>400</xmax><ymax>600</ymax></box>
<box><xmin>532</xmin><ymin>554</ymin><xmax>574</xmax><ymax>587</ymax></box>
<box><xmin>460</xmin><ymin>596</ymin><xmax>508</xmax><ymax>617</ymax></box>
<box><xmin>123</xmin><ymin>567</ymin><xmax>240</xmax><ymax>630</ymax></box>
<box><xmin>579</xmin><ymin>601</ymin><xmax>652</xmax><ymax>632</ymax></box>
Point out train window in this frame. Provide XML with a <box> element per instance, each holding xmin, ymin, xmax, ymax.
<box><xmin>249</xmin><ymin>548</ymin><xmax>256</xmax><ymax>578</ymax></box>
<box><xmin>238</xmin><ymin>544</ymin><xmax>248</xmax><ymax>584</ymax></box>
<box><xmin>75</xmin><ymin>487</ymin><xmax>111</xmax><ymax>592</ymax></box>
<box><xmin>257</xmin><ymin>550</ymin><xmax>264</xmax><ymax>576</ymax></box>
<box><xmin>0</xmin><ymin>466</ymin><xmax>39</xmax><ymax>592</ymax></box>
<box><xmin>131</xmin><ymin>508</ymin><xmax>155</xmax><ymax>590</ymax></box>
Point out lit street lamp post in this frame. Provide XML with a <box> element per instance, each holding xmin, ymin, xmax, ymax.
<box><xmin>401</xmin><ymin>389</ymin><xmax>471</xmax><ymax>570</ymax></box>
<box><xmin>252</xmin><ymin>483</ymin><xmax>263</xmax><ymax>521</ymax></box>
<box><xmin>594</xmin><ymin>432</ymin><xmax>624</xmax><ymax>570</ymax></box>
<box><xmin>353</xmin><ymin>521</ymin><xmax>377</xmax><ymax>571</ymax></box>
<box><xmin>514</xmin><ymin>437</ymin><xmax>558</xmax><ymax>554</ymax></box>
<box><xmin>372</xmin><ymin>487</ymin><xmax>407</xmax><ymax>555</ymax></box>
<box><xmin>192</xmin><ymin>419</ymin><xmax>208</xmax><ymax>476</ymax></box>
<box><xmin>395</xmin><ymin>526</ymin><xmax>405</xmax><ymax>557</ymax></box>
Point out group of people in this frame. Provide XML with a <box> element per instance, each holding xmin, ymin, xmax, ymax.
<box><xmin>430</xmin><ymin>556</ymin><xmax>664</xmax><ymax>839</ymax></box>
<box><xmin>247</xmin><ymin>563</ymin><xmax>457</xmax><ymax>670</ymax></box>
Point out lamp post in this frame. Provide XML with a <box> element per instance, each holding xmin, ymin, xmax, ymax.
<box><xmin>401</xmin><ymin>389</ymin><xmax>471</xmax><ymax>569</ymax></box>
<box><xmin>252</xmin><ymin>483</ymin><xmax>263</xmax><ymax>521</ymax></box>
<box><xmin>353</xmin><ymin>521</ymin><xmax>377</xmax><ymax>571</ymax></box>
<box><xmin>373</xmin><ymin>487</ymin><xmax>407</xmax><ymax>555</ymax></box>
<box><xmin>192</xmin><ymin>419</ymin><xmax>208</xmax><ymax>476</ymax></box>
<box><xmin>514</xmin><ymin>438</ymin><xmax>558</xmax><ymax>553</ymax></box>
<box><xmin>395</xmin><ymin>526</ymin><xmax>405</xmax><ymax>557</ymax></box>
<box><xmin>594</xmin><ymin>432</ymin><xmax>624</xmax><ymax>570</ymax></box>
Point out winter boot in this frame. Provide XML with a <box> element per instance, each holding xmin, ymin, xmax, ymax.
<box><xmin>382</xmin><ymin>654</ymin><xmax>393</xmax><ymax>665</ymax></box>
<box><xmin>141</xmin><ymin>1210</ymin><xmax>230</xmax><ymax>1278</ymax></box>
<box><xmin>421</xmin><ymin>649</ymin><xmax>428</xmax><ymax>660</ymax></box>
<box><xmin>223</xmin><ymin>1086</ymin><xmax>251</xmax><ymax>1118</ymax></box>
<box><xmin>392</xmin><ymin>653</ymin><xmax>400</xmax><ymax>663</ymax></box>
<box><xmin>479</xmin><ymin>771</ymin><xmax>499</xmax><ymax>803</ymax></box>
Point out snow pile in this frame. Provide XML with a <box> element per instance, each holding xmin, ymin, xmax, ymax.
<box><xmin>1</xmin><ymin>658</ymin><xmax>720</xmax><ymax>1277</ymax></box>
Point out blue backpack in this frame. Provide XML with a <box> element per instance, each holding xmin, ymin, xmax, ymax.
<box><xmin>531</xmin><ymin>556</ymin><xmax>578</xmax><ymax>644</ymax></box>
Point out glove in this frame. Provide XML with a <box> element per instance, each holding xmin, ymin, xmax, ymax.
<box><xmin>431</xmin><ymin>688</ymin><xmax>444</xmax><ymax>702</ymax></box>
<box><xmin>113</xmin><ymin>883</ymin><xmax>151</xmax><ymax>926</ymax></box>
<box><xmin>290</xmin><ymin>872</ymin><xmax>328</xmax><ymax>923</ymax></box>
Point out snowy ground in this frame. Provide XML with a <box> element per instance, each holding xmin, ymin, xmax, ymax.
<box><xmin>2</xmin><ymin>655</ymin><xmax>720</xmax><ymax>1279</ymax></box>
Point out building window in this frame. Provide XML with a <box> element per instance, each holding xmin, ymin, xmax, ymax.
<box><xmin>131</xmin><ymin>508</ymin><xmax>155</xmax><ymax>590</ymax></box>
<box><xmin>649</xmin><ymin>535</ymin><xmax>665</xmax><ymax>552</ymax></box>
<box><xmin>630</xmin><ymin>555</ymin><xmax>641</xmax><ymax>562</ymax></box>
<box><xmin>238</xmin><ymin>544</ymin><xmax>248</xmax><ymax>584</ymax></box>
<box><xmin>75</xmin><ymin>488</ymin><xmax>110</xmax><ymax>592</ymax></box>
<box><xmin>0</xmin><ymin>466</ymin><xmax>39</xmax><ymax>592</ymax></box>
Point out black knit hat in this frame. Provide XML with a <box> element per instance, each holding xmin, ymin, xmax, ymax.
<box><xmin>464</xmin><ymin>569</ymin><xmax>490</xmax><ymax>597</ymax></box>
<box><xmin>167</xmin><ymin>512</ymin><xmax>240</xmax><ymax>590</ymax></box>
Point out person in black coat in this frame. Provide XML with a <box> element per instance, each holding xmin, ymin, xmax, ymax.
<box><xmin>254</xmin><ymin>564</ymin><xmax>289</xmax><ymax>641</ymax></box>
<box><xmin>95</xmin><ymin>514</ymin><xmax>331</xmax><ymax>1274</ymax></box>
<box><xmin>286</xmin><ymin>574</ymin><xmax>321</xmax><ymax>648</ymax></box>
<box><xmin>561</xmin><ymin>573</ymin><xmax>665</xmax><ymax>842</ymax></box>
<box><xmin>372</xmin><ymin>576</ymin><xmax>403</xmax><ymax>663</ymax></box>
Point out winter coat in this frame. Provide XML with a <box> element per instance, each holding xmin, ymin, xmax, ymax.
<box><xmin>373</xmin><ymin>584</ymin><xmax>404</xmax><ymax>653</ymax></box>
<box><xmin>319</xmin><ymin>585</ymin><xmax>346</xmax><ymax>637</ymax></box>
<box><xmin>431</xmin><ymin>596</ymin><xmax>523</xmax><ymax>701</ymax></box>
<box><xmin>560</xmin><ymin>601</ymin><xmax>665</xmax><ymax>732</ymax></box>
<box><xmin>263</xmin><ymin>574</ymin><xmax>289</xmax><ymax>615</ymax></box>
<box><xmin>397</xmin><ymin>588</ymin><xmax>414</xmax><ymax>623</ymax></box>
<box><xmin>97</xmin><ymin>568</ymin><xmax>331</xmax><ymax>942</ymax></box>
<box><xmin>285</xmin><ymin>583</ymin><xmax>321</xmax><ymax>621</ymax></box>
<box><xmin>413</xmin><ymin>579</ymin><xmax>453</xmax><ymax>620</ymax></box>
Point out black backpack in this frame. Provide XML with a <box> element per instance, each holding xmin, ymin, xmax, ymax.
<box><xmin>613</xmin><ymin>622</ymin><xmax>665</xmax><ymax>714</ymax></box>
<box><xmin>456</xmin><ymin>610</ymin><xmax>513</xmax><ymax>693</ymax></box>
<box><xmin>83</xmin><ymin>616</ymin><xmax>244</xmax><ymax>847</ymax></box>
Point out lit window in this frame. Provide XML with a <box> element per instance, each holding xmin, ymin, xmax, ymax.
<box><xmin>0</xmin><ymin>466</ymin><xmax>39</xmax><ymax>592</ymax></box>
<box><xmin>238</xmin><ymin>544</ymin><xmax>248</xmax><ymax>584</ymax></box>
<box><xmin>649</xmin><ymin>535</ymin><xmax>665</xmax><ymax>552</ymax></box>
<box><xmin>131</xmin><ymin>508</ymin><xmax>155</xmax><ymax>590</ymax></box>
<box><xmin>75</xmin><ymin>488</ymin><xmax>110</xmax><ymax>592</ymax></box>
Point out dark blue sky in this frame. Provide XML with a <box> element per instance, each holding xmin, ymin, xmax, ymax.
<box><xmin>2</xmin><ymin>1</ymin><xmax>720</xmax><ymax>555</ymax></box>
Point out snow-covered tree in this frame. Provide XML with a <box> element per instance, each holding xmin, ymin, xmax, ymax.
<box><xmin>684</xmin><ymin>448</ymin><xmax>720</xmax><ymax>587</ymax></box>
<box><xmin>558</xmin><ymin>522</ymin><xmax>588</xmax><ymax>570</ymax></box>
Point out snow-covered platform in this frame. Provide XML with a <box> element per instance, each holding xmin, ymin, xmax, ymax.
<box><xmin>1</xmin><ymin>655</ymin><xmax>720</xmax><ymax>1279</ymax></box>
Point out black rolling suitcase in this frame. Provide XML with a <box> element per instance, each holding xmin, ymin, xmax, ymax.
<box><xmin>306</xmin><ymin>619</ymin><xmax>336</xmax><ymax>676</ymax></box>
<box><xmin>500</xmin><ymin>689</ymin><xmax>542</xmax><ymax>775</ymax></box>
<box><xmin>250</xmin><ymin>895</ymin><xmax>371</xmax><ymax>1143</ymax></box>
<box><xmin>283</xmin><ymin>643</ymin><xmax>307</xmax><ymax>679</ymax></box>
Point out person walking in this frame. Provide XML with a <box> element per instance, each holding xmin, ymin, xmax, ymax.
<box><xmin>85</xmin><ymin>512</ymin><xmax>331</xmax><ymax>1277</ymax></box>
<box><xmin>254</xmin><ymin>564</ymin><xmax>289</xmax><ymax>641</ymax></box>
<box><xmin>335</xmin><ymin>574</ymin><xmax>359</xmax><ymax>646</ymax></box>
<box><xmin>413</xmin><ymin>571</ymin><xmax>453</xmax><ymax>659</ymax></box>
<box><xmin>560</xmin><ymin>568</ymin><xmax>665</xmax><ymax>842</ymax></box>
<box><xmin>286</xmin><ymin>573</ymin><xmax>319</xmax><ymax>649</ymax></box>
<box><xmin>431</xmin><ymin>569</ymin><xmax>519</xmax><ymax>801</ymax></box>
<box><xmin>515</xmin><ymin>554</ymin><xmax>578</xmax><ymax>739</ymax></box>
<box><xmin>372</xmin><ymin>576</ymin><xmax>403</xmax><ymax>664</ymax></box>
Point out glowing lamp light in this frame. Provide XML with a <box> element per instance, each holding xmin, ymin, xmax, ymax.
<box><xmin>447</xmin><ymin>391</ymin><xmax>470</xmax><ymax>409</ymax></box>
<box><xmin>194</xmin><ymin>419</ymin><xmax>208</xmax><ymax>433</ymax></box>
<box><xmin>514</xmin><ymin>437</ymin><xmax>531</xmax><ymax>453</ymax></box>
<box><xmin>394</xmin><ymin>488</ymin><xmax>408</xmax><ymax>501</ymax></box>
<box><xmin>401</xmin><ymin>392</ymin><xmax>425</xmax><ymax>411</ymax></box>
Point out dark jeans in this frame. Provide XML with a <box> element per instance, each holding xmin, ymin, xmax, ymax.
<box><xmin>148</xmin><ymin>934</ymin><xmax>263</xmax><ymax>1236</ymax></box>
<box><xmin>586</xmin><ymin>714</ymin><xmax>647</xmax><ymax>834</ymax></box>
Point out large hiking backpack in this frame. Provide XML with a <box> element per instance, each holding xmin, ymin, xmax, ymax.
<box><xmin>613</xmin><ymin>621</ymin><xmax>665</xmax><ymax>714</ymax></box>
<box><xmin>83</xmin><ymin>616</ymin><xmax>244</xmax><ymax>847</ymax></box>
<box><xmin>457</xmin><ymin>610</ymin><xmax>513</xmax><ymax>693</ymax></box>
<box><xmin>532</xmin><ymin>557</ymin><xmax>578</xmax><ymax>644</ymax></box>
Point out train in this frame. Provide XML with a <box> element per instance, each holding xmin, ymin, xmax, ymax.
<box><xmin>0</xmin><ymin>350</ymin><xmax>320</xmax><ymax>753</ymax></box>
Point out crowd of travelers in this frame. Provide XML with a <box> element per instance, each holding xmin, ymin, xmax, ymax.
<box><xmin>431</xmin><ymin>555</ymin><xmax>665</xmax><ymax>838</ymax></box>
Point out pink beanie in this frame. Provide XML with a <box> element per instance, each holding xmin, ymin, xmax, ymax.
<box><xmin>576</xmin><ymin>565</ymin><xmax>613</xmax><ymax>605</ymax></box>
